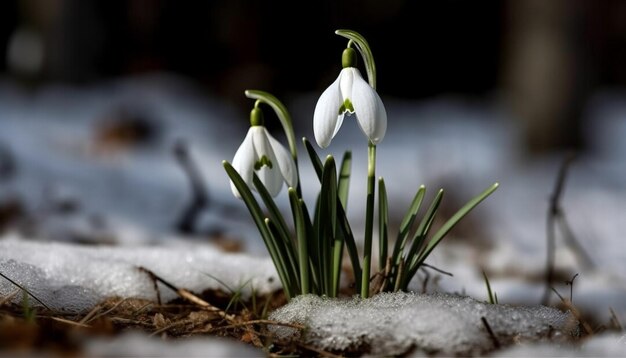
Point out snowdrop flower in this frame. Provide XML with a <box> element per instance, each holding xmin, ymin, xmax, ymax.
<box><xmin>313</xmin><ymin>47</ymin><xmax>387</xmax><ymax>148</ymax></box>
<box><xmin>230</xmin><ymin>107</ymin><xmax>297</xmax><ymax>198</ymax></box>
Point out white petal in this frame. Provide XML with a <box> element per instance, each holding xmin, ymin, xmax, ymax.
<box><xmin>313</xmin><ymin>74</ymin><xmax>344</xmax><ymax>148</ymax></box>
<box><xmin>230</xmin><ymin>129</ymin><xmax>256</xmax><ymax>198</ymax></box>
<box><xmin>251</xmin><ymin>127</ymin><xmax>283</xmax><ymax>197</ymax></box>
<box><xmin>332</xmin><ymin>113</ymin><xmax>345</xmax><ymax>138</ymax></box>
<box><xmin>339</xmin><ymin>67</ymin><xmax>354</xmax><ymax>100</ymax></box>
<box><xmin>265</xmin><ymin>129</ymin><xmax>298</xmax><ymax>188</ymax></box>
<box><xmin>350</xmin><ymin>69</ymin><xmax>387</xmax><ymax>144</ymax></box>
<box><xmin>255</xmin><ymin>165</ymin><xmax>282</xmax><ymax>197</ymax></box>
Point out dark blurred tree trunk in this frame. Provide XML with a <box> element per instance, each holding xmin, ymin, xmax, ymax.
<box><xmin>503</xmin><ymin>0</ymin><xmax>589</xmax><ymax>154</ymax></box>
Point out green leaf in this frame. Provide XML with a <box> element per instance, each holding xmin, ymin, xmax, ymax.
<box><xmin>483</xmin><ymin>270</ymin><xmax>496</xmax><ymax>304</ymax></box>
<box><xmin>252</xmin><ymin>174</ymin><xmax>299</xmax><ymax>277</ymax></box>
<box><xmin>323</xmin><ymin>155</ymin><xmax>342</xmax><ymax>296</ymax></box>
<box><xmin>406</xmin><ymin>189</ymin><xmax>444</xmax><ymax>271</ymax></box>
<box><xmin>378</xmin><ymin>177</ymin><xmax>389</xmax><ymax>272</ymax></box>
<box><xmin>299</xmin><ymin>199</ymin><xmax>320</xmax><ymax>293</ymax></box>
<box><xmin>319</xmin><ymin>156</ymin><xmax>338</xmax><ymax>295</ymax></box>
<box><xmin>313</xmin><ymin>193</ymin><xmax>325</xmax><ymax>292</ymax></box>
<box><xmin>402</xmin><ymin>189</ymin><xmax>444</xmax><ymax>288</ymax></box>
<box><xmin>322</xmin><ymin>156</ymin><xmax>338</xmax><ymax>237</ymax></box>
<box><xmin>303</xmin><ymin>137</ymin><xmax>323</xmax><ymax>181</ymax></box>
<box><xmin>223</xmin><ymin>161</ymin><xmax>293</xmax><ymax>299</ymax></box>
<box><xmin>417</xmin><ymin>183</ymin><xmax>499</xmax><ymax>265</ymax></box>
<box><xmin>265</xmin><ymin>218</ymin><xmax>296</xmax><ymax>296</ymax></box>
<box><xmin>391</xmin><ymin>185</ymin><xmax>426</xmax><ymax>267</ymax></box>
<box><xmin>289</xmin><ymin>188</ymin><xmax>310</xmax><ymax>295</ymax></box>
<box><xmin>336</xmin><ymin>201</ymin><xmax>361</xmax><ymax>293</ymax></box>
<box><xmin>337</xmin><ymin>151</ymin><xmax>352</xmax><ymax>210</ymax></box>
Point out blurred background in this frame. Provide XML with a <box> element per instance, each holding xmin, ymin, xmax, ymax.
<box><xmin>1</xmin><ymin>0</ymin><xmax>626</xmax><ymax>153</ymax></box>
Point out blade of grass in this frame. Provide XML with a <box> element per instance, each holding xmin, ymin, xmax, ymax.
<box><xmin>0</xmin><ymin>271</ymin><xmax>51</xmax><ymax>311</ymax></box>
<box><xmin>483</xmin><ymin>270</ymin><xmax>496</xmax><ymax>304</ymax></box>
<box><xmin>223</xmin><ymin>161</ymin><xmax>293</xmax><ymax>299</ymax></box>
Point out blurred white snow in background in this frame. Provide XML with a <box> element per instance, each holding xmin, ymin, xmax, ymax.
<box><xmin>0</xmin><ymin>74</ymin><xmax>625</xmax><ymax>354</ymax></box>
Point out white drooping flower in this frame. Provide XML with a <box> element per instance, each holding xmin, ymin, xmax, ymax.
<box><xmin>313</xmin><ymin>48</ymin><xmax>387</xmax><ymax>148</ymax></box>
<box><xmin>230</xmin><ymin>108</ymin><xmax>297</xmax><ymax>198</ymax></box>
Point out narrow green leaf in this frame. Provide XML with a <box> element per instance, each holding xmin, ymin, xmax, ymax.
<box><xmin>319</xmin><ymin>156</ymin><xmax>338</xmax><ymax>295</ymax></box>
<box><xmin>378</xmin><ymin>177</ymin><xmax>389</xmax><ymax>272</ymax></box>
<box><xmin>265</xmin><ymin>218</ymin><xmax>296</xmax><ymax>296</ymax></box>
<box><xmin>483</xmin><ymin>270</ymin><xmax>496</xmax><ymax>304</ymax></box>
<box><xmin>337</xmin><ymin>151</ymin><xmax>352</xmax><ymax>210</ymax></box>
<box><xmin>303</xmin><ymin>137</ymin><xmax>323</xmax><ymax>181</ymax></box>
<box><xmin>321</xmin><ymin>155</ymin><xmax>343</xmax><ymax>297</ymax></box>
<box><xmin>313</xmin><ymin>193</ymin><xmax>325</xmax><ymax>293</ymax></box>
<box><xmin>223</xmin><ymin>161</ymin><xmax>292</xmax><ymax>300</ymax></box>
<box><xmin>391</xmin><ymin>185</ymin><xmax>426</xmax><ymax>266</ymax></box>
<box><xmin>289</xmin><ymin>188</ymin><xmax>309</xmax><ymax>295</ymax></box>
<box><xmin>322</xmin><ymin>156</ymin><xmax>338</xmax><ymax>237</ymax></box>
<box><xmin>360</xmin><ymin>143</ymin><xmax>377</xmax><ymax>298</ymax></box>
<box><xmin>417</xmin><ymin>183</ymin><xmax>499</xmax><ymax>265</ymax></box>
<box><xmin>252</xmin><ymin>174</ymin><xmax>299</xmax><ymax>277</ymax></box>
<box><xmin>405</xmin><ymin>189</ymin><xmax>444</xmax><ymax>276</ymax></box>
<box><xmin>333</xmin><ymin>201</ymin><xmax>360</xmax><ymax>293</ymax></box>
<box><xmin>299</xmin><ymin>199</ymin><xmax>320</xmax><ymax>293</ymax></box>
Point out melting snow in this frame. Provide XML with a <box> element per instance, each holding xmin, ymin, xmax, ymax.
<box><xmin>0</xmin><ymin>236</ymin><xmax>280</xmax><ymax>312</ymax></box>
<box><xmin>270</xmin><ymin>292</ymin><xmax>578</xmax><ymax>356</ymax></box>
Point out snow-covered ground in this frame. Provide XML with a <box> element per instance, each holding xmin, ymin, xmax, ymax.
<box><xmin>270</xmin><ymin>292</ymin><xmax>577</xmax><ymax>356</ymax></box>
<box><xmin>0</xmin><ymin>237</ymin><xmax>280</xmax><ymax>312</ymax></box>
<box><xmin>1</xmin><ymin>74</ymin><xmax>625</xmax><ymax>354</ymax></box>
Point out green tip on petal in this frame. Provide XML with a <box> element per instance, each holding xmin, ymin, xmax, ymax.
<box><xmin>254</xmin><ymin>155</ymin><xmax>273</xmax><ymax>170</ymax></box>
<box><xmin>342</xmin><ymin>47</ymin><xmax>357</xmax><ymax>68</ymax></box>
<box><xmin>250</xmin><ymin>107</ymin><xmax>264</xmax><ymax>127</ymax></box>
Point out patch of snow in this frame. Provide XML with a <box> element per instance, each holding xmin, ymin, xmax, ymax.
<box><xmin>270</xmin><ymin>292</ymin><xmax>577</xmax><ymax>356</ymax></box>
<box><xmin>492</xmin><ymin>333</ymin><xmax>626</xmax><ymax>357</ymax></box>
<box><xmin>0</xmin><ymin>235</ymin><xmax>280</xmax><ymax>312</ymax></box>
<box><xmin>85</xmin><ymin>332</ymin><xmax>263</xmax><ymax>357</ymax></box>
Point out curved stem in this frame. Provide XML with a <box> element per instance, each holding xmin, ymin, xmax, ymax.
<box><xmin>360</xmin><ymin>142</ymin><xmax>376</xmax><ymax>298</ymax></box>
<box><xmin>335</xmin><ymin>29</ymin><xmax>377</xmax><ymax>89</ymax></box>
<box><xmin>245</xmin><ymin>90</ymin><xmax>301</xmax><ymax>196</ymax></box>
